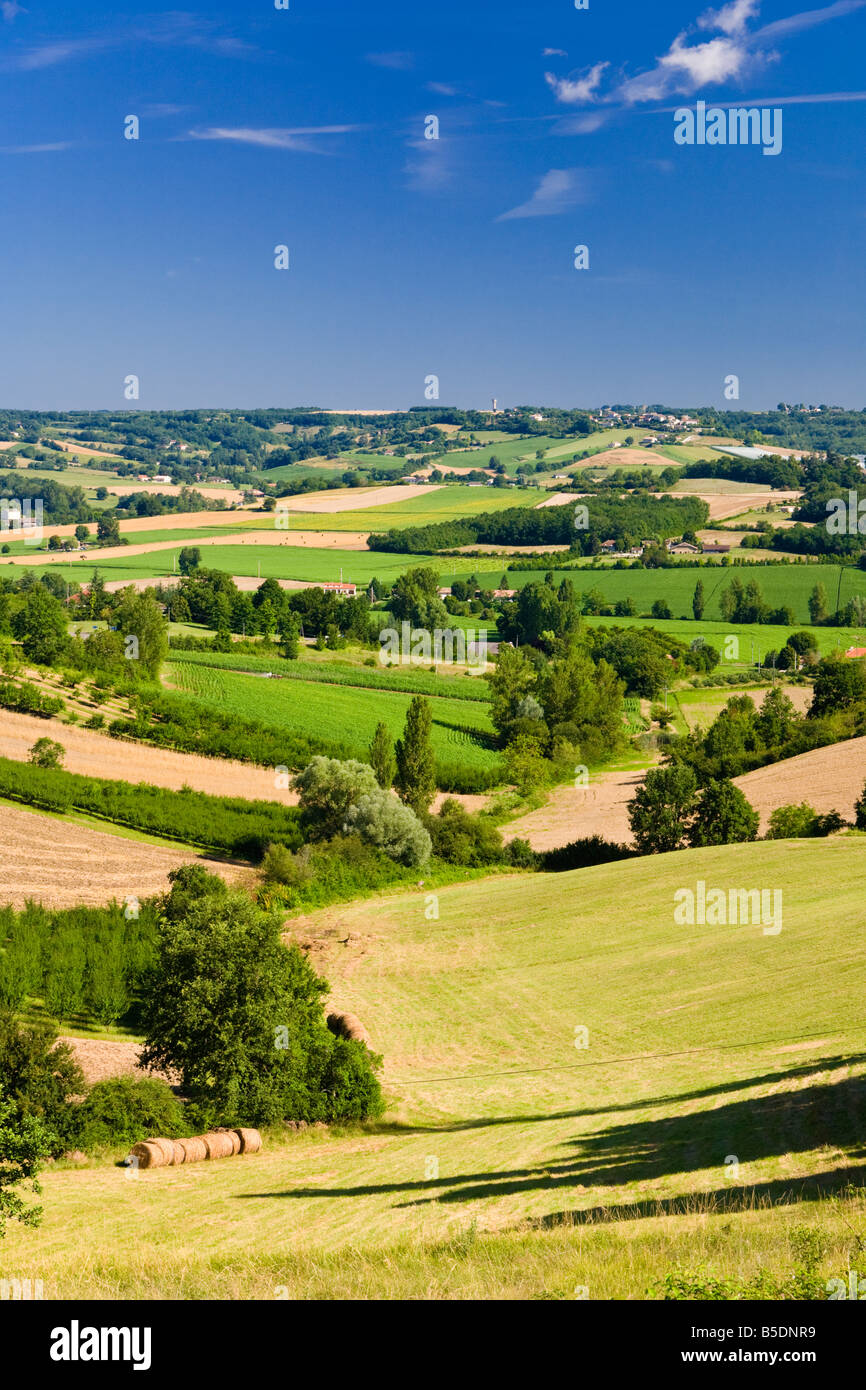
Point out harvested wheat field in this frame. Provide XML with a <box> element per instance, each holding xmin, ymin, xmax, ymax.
<box><xmin>584</xmin><ymin>446</ymin><xmax>675</xmax><ymax>469</ymax></box>
<box><xmin>59</xmin><ymin>1037</ymin><xmax>175</xmax><ymax>1086</ymax></box>
<box><xmin>0</xmin><ymin>709</ymin><xmax>296</xmax><ymax>802</ymax></box>
<box><xmin>734</xmin><ymin>736</ymin><xmax>866</xmax><ymax>833</ymax></box>
<box><xmin>502</xmin><ymin>768</ymin><xmax>644</xmax><ymax>851</ymax></box>
<box><xmin>7</xmin><ymin>528</ymin><xmax>372</xmax><ymax>566</ymax></box>
<box><xmin>276</xmin><ymin>483</ymin><xmax>440</xmax><ymax>513</ymax></box>
<box><xmin>0</xmin><ymin>802</ymin><xmax>252</xmax><ymax>910</ymax></box>
<box><xmin>661</xmin><ymin>488</ymin><xmax>802</xmax><ymax>521</ymax></box>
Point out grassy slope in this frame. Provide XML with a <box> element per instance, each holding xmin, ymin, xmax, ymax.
<box><xmin>7</xmin><ymin>837</ymin><xmax>866</xmax><ymax>1298</ymax></box>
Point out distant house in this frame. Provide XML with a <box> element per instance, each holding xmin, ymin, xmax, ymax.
<box><xmin>702</xmin><ymin>543</ymin><xmax>731</xmax><ymax>554</ymax></box>
<box><xmin>493</xmin><ymin>589</ymin><xmax>517</xmax><ymax>600</ymax></box>
<box><xmin>667</xmin><ymin>540</ymin><xmax>700</xmax><ymax>555</ymax></box>
<box><xmin>153</xmin><ymin>475</ymin><xmax>172</xmax><ymax>484</ymax></box>
<box><xmin>321</xmin><ymin>582</ymin><xmax>358</xmax><ymax>598</ymax></box>
<box><xmin>437</xmin><ymin>587</ymin><xmax>452</xmax><ymax>599</ymax></box>
<box><xmin>845</xmin><ymin>647</ymin><xmax>866</xmax><ymax>660</ymax></box>
<box><xmin>600</xmin><ymin>540</ymin><xmax>618</xmax><ymax>552</ymax></box>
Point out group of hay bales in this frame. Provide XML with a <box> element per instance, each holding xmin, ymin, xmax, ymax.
<box><xmin>129</xmin><ymin>1128</ymin><xmax>262</xmax><ymax>1170</ymax></box>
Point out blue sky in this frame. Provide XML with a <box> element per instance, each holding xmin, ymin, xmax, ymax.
<box><xmin>0</xmin><ymin>0</ymin><xmax>864</xmax><ymax>410</ymax></box>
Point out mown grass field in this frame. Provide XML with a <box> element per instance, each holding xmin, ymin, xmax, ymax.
<box><xmin>166</xmin><ymin>658</ymin><xmax>501</xmax><ymax>781</ymax></box>
<box><xmin>5</xmin><ymin>838</ymin><xmax>866</xmax><ymax>1299</ymax></box>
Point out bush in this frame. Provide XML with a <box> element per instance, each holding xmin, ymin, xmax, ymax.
<box><xmin>345</xmin><ymin>788</ymin><xmax>432</xmax><ymax>867</ymax></box>
<box><xmin>504</xmin><ymin>837</ymin><xmax>537</xmax><ymax>869</ymax></box>
<box><xmin>29</xmin><ymin>738</ymin><xmax>65</xmax><ymax>769</ymax></box>
<box><xmin>70</xmin><ymin>1077</ymin><xmax>187</xmax><ymax>1150</ymax></box>
<box><xmin>541</xmin><ymin>836</ymin><xmax>635</xmax><ymax>872</ymax></box>
<box><xmin>294</xmin><ymin>757</ymin><xmax>380</xmax><ymax>839</ymax></box>
<box><xmin>0</xmin><ymin>1014</ymin><xmax>85</xmax><ymax>1154</ymax></box>
<box><xmin>427</xmin><ymin>799</ymin><xmax>504</xmax><ymax>867</ymax></box>
<box><xmin>767</xmin><ymin>802</ymin><xmax>823</xmax><ymax>839</ymax></box>
<box><xmin>261</xmin><ymin>843</ymin><xmax>313</xmax><ymax>888</ymax></box>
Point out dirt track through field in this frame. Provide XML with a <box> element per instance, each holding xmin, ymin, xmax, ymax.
<box><xmin>0</xmin><ymin>801</ymin><xmax>251</xmax><ymax>910</ymax></box>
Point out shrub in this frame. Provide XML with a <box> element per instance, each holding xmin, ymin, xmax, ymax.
<box><xmin>542</xmin><ymin>836</ymin><xmax>635</xmax><ymax>872</ymax></box>
<box><xmin>0</xmin><ymin>1014</ymin><xmax>85</xmax><ymax>1154</ymax></box>
<box><xmin>28</xmin><ymin>738</ymin><xmax>65</xmax><ymax>769</ymax></box>
<box><xmin>345</xmin><ymin>788</ymin><xmax>432</xmax><ymax>867</ymax></box>
<box><xmin>294</xmin><ymin>757</ymin><xmax>379</xmax><ymax>839</ymax></box>
<box><xmin>260</xmin><ymin>843</ymin><xmax>313</xmax><ymax>888</ymax></box>
<box><xmin>70</xmin><ymin>1077</ymin><xmax>187</xmax><ymax>1150</ymax></box>
<box><xmin>767</xmin><ymin>802</ymin><xmax>822</xmax><ymax>840</ymax></box>
<box><xmin>504</xmin><ymin>837</ymin><xmax>537</xmax><ymax>869</ymax></box>
<box><xmin>427</xmin><ymin>799</ymin><xmax>504</xmax><ymax>867</ymax></box>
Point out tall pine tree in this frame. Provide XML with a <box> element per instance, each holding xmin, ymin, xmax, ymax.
<box><xmin>395</xmin><ymin>697</ymin><xmax>436</xmax><ymax>816</ymax></box>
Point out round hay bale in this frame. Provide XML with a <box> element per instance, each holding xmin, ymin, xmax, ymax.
<box><xmin>174</xmin><ymin>1136</ymin><xmax>208</xmax><ymax>1165</ymax></box>
<box><xmin>171</xmin><ymin>1140</ymin><xmax>187</xmax><ymax>1165</ymax></box>
<box><xmin>327</xmin><ymin>1011</ymin><xmax>370</xmax><ymax>1045</ymax></box>
<box><xmin>233</xmin><ymin>1128</ymin><xmax>262</xmax><ymax>1155</ymax></box>
<box><xmin>222</xmin><ymin>1130</ymin><xmax>241</xmax><ymax>1155</ymax></box>
<box><xmin>151</xmin><ymin>1137</ymin><xmax>177</xmax><ymax>1166</ymax></box>
<box><xmin>202</xmin><ymin>1132</ymin><xmax>235</xmax><ymax>1161</ymax></box>
<box><xmin>129</xmin><ymin>1140</ymin><xmax>170</xmax><ymax>1170</ymax></box>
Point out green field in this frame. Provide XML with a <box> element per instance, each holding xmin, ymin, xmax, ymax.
<box><xmin>172</xmin><ymin>647</ymin><xmax>490</xmax><ymax>701</ymax></box>
<box><xmin>5</xmin><ymin>837</ymin><xmax>866</xmax><ymax>1298</ymax></box>
<box><xmin>166</xmin><ymin>658</ymin><xmax>501</xmax><ymax>783</ymax></box>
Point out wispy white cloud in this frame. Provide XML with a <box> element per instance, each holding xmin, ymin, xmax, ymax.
<box><xmin>427</xmin><ymin>81</ymin><xmax>458</xmax><ymax>96</ymax></box>
<box><xmin>697</xmin><ymin>0</ymin><xmax>761</xmax><ymax>35</ymax></box>
<box><xmin>3</xmin><ymin>14</ymin><xmax>256</xmax><ymax>72</ymax></box>
<box><xmin>141</xmin><ymin>103</ymin><xmax>192</xmax><ymax>118</ymax></box>
<box><xmin>552</xmin><ymin>112</ymin><xmax>609</xmax><ymax>134</ymax></box>
<box><xmin>543</xmin><ymin>47</ymin><xmax>568</xmax><ymax>57</ymax></box>
<box><xmin>0</xmin><ymin>141</ymin><xmax>73</xmax><ymax>153</ymax></box>
<box><xmin>366</xmin><ymin>51</ymin><xmax>414</xmax><ymax>70</ymax></box>
<box><xmin>545</xmin><ymin>62</ymin><xmax>609</xmax><ymax>105</ymax></box>
<box><xmin>185</xmin><ymin>125</ymin><xmax>361</xmax><ymax>153</ymax></box>
<box><xmin>754</xmin><ymin>0</ymin><xmax>866</xmax><ymax>40</ymax></box>
<box><xmin>403</xmin><ymin>137</ymin><xmax>452</xmax><ymax>192</ymax></box>
<box><xmin>497</xmin><ymin>167</ymin><xmax>592</xmax><ymax>221</ymax></box>
<box><xmin>2</xmin><ymin>1</ymin><xmax>27</xmax><ymax>21</ymax></box>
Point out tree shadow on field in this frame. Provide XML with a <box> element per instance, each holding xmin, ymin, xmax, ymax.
<box><xmin>377</xmin><ymin>1052</ymin><xmax>866</xmax><ymax>1138</ymax></box>
<box><xmin>237</xmin><ymin>1069</ymin><xmax>866</xmax><ymax>1211</ymax></box>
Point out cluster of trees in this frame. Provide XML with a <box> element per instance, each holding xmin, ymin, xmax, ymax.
<box><xmin>0</xmin><ymin>899</ymin><xmax>158</xmax><ymax>1028</ymax></box>
<box><xmin>628</xmin><ymin>768</ymin><xmax>855</xmax><ymax>854</ymax></box>
<box><xmin>0</xmin><ymin>868</ymin><xmax>388</xmax><ymax>1233</ymax></box>
<box><xmin>628</xmin><ymin>769</ymin><xmax>759</xmax><ymax>853</ymax></box>
<box><xmin>666</xmin><ymin>661</ymin><xmax>866</xmax><ymax>783</ymax></box>
<box><xmin>0</xmin><ymin>575</ymin><xmax>168</xmax><ymax>683</ymax></box>
<box><xmin>370</xmin><ymin>495</ymin><xmax>709</xmax><ymax>555</ymax></box>
<box><xmin>717</xmin><ymin>577</ymin><xmax>796</xmax><ymax>626</ymax></box>
<box><xmin>486</xmin><ymin>640</ymin><xmax>625</xmax><ymax>783</ymax></box>
<box><xmin>155</xmin><ymin>569</ymin><xmax>371</xmax><ymax>649</ymax></box>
